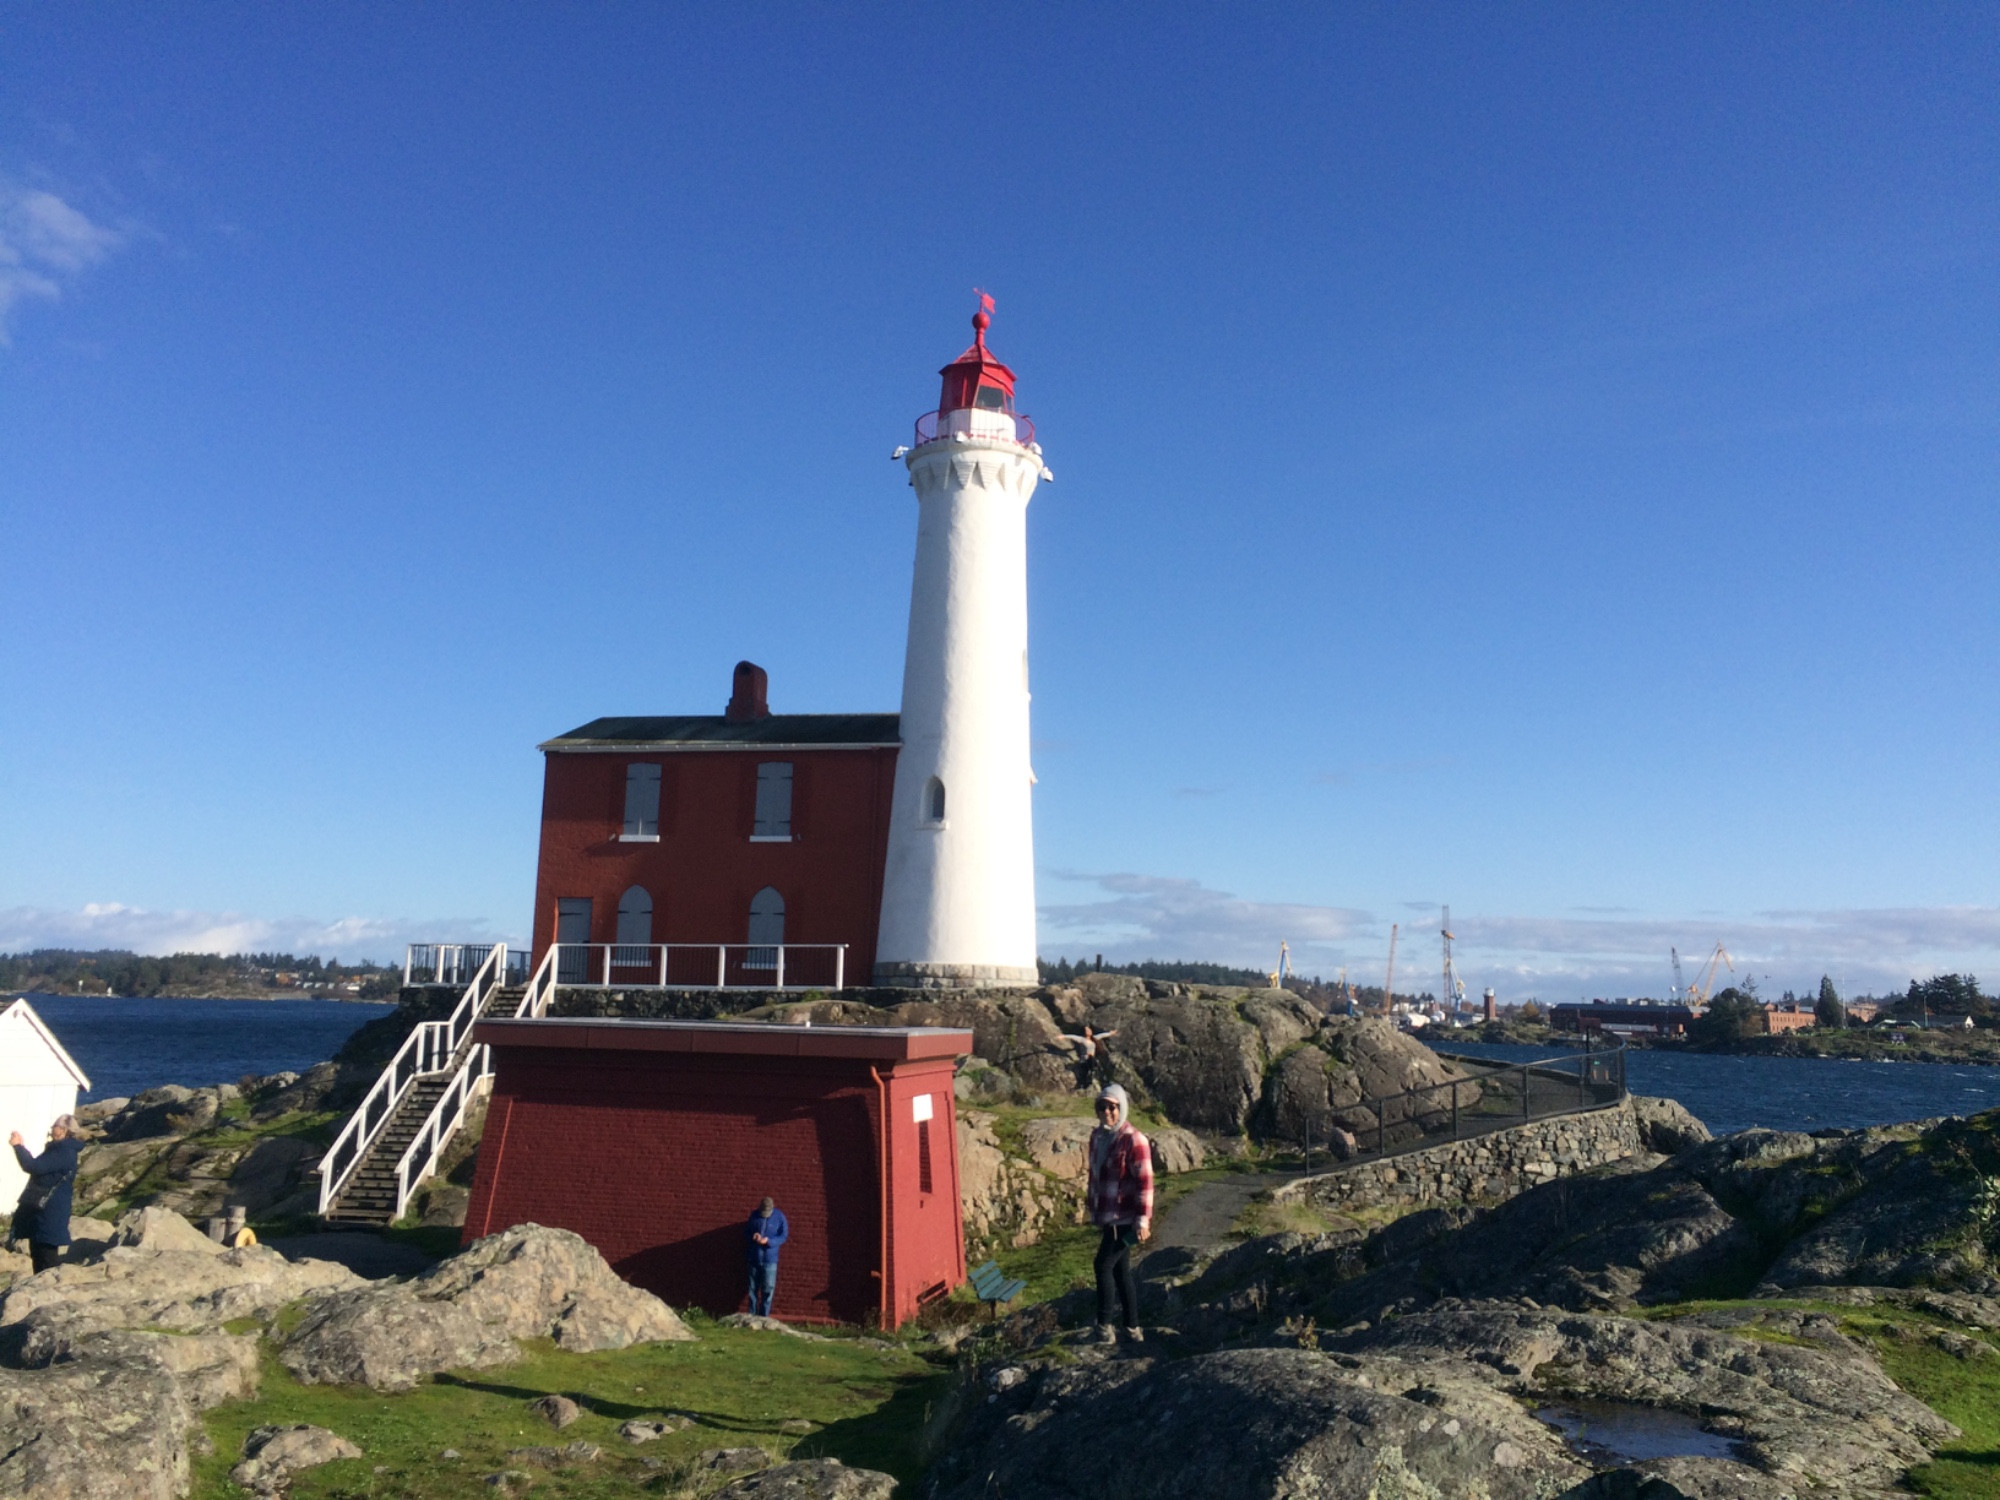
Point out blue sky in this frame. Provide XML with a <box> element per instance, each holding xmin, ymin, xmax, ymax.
<box><xmin>2</xmin><ymin>7</ymin><xmax>1995</xmax><ymax>1000</ymax></box>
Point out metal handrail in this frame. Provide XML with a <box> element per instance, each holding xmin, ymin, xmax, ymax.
<box><xmin>544</xmin><ymin>942</ymin><xmax>847</xmax><ymax>992</ymax></box>
<box><xmin>913</xmin><ymin>409</ymin><xmax>1036</xmax><ymax>449</ymax></box>
<box><xmin>318</xmin><ymin>943</ymin><xmax>507</xmax><ymax>1215</ymax></box>
<box><xmin>1319</xmin><ymin>1042</ymin><xmax>1628</xmax><ymax>1167</ymax></box>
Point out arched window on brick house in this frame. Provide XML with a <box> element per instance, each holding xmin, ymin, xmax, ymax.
<box><xmin>614</xmin><ymin>886</ymin><xmax>653</xmax><ymax>968</ymax></box>
<box><xmin>746</xmin><ymin>886</ymin><xmax>785</xmax><ymax>971</ymax></box>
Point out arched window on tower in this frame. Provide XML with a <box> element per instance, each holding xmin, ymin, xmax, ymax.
<box><xmin>924</xmin><ymin>777</ymin><xmax>946</xmax><ymax>824</ymax></box>
<box><xmin>746</xmin><ymin>886</ymin><xmax>785</xmax><ymax>971</ymax></box>
<box><xmin>614</xmin><ymin>886</ymin><xmax>653</xmax><ymax>970</ymax></box>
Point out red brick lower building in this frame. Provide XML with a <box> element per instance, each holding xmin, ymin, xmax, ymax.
<box><xmin>462</xmin><ymin>1018</ymin><xmax>970</xmax><ymax>1327</ymax></box>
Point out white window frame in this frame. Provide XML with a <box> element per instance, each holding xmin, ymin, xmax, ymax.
<box><xmin>751</xmin><ymin>761</ymin><xmax>794</xmax><ymax>842</ymax></box>
<box><xmin>620</xmin><ymin>763</ymin><xmax>662</xmax><ymax>842</ymax></box>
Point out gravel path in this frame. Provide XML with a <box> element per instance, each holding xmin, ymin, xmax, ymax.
<box><xmin>1144</xmin><ymin>1170</ymin><xmax>1292</xmax><ymax>1256</ymax></box>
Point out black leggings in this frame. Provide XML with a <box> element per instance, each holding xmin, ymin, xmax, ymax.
<box><xmin>29</xmin><ymin>1243</ymin><xmax>62</xmax><ymax>1274</ymax></box>
<box><xmin>1094</xmin><ymin>1224</ymin><xmax>1139</xmax><ymax>1329</ymax></box>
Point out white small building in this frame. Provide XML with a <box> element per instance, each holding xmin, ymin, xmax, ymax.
<box><xmin>0</xmin><ymin>999</ymin><xmax>91</xmax><ymax>1210</ymax></box>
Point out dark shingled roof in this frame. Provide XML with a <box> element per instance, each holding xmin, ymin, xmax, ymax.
<box><xmin>541</xmin><ymin>714</ymin><xmax>900</xmax><ymax>751</ymax></box>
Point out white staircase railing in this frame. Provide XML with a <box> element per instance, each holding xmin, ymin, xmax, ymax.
<box><xmin>388</xmin><ymin>1044</ymin><xmax>493</xmax><ymax>1222</ymax></box>
<box><xmin>517</xmin><ymin>942</ymin><xmax>559</xmax><ymax>1018</ymax></box>
<box><xmin>318</xmin><ymin>943</ymin><xmax>510</xmax><ymax>1215</ymax></box>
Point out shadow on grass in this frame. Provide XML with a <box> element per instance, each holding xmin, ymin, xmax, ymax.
<box><xmin>428</xmin><ymin>1371</ymin><xmax>843</xmax><ymax>1437</ymax></box>
<box><xmin>795</xmin><ymin>1367</ymin><xmax>959</xmax><ymax>1483</ymax></box>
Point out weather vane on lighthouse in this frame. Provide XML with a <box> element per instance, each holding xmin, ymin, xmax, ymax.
<box><xmin>874</xmin><ymin>297</ymin><xmax>1052</xmax><ymax>988</ymax></box>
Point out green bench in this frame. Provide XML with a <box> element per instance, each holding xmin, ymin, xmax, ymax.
<box><xmin>968</xmin><ymin>1258</ymin><xmax>1026</xmax><ymax>1311</ymax></box>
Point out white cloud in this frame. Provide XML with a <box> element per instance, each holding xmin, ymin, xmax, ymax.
<box><xmin>1037</xmin><ymin>871</ymin><xmax>2000</xmax><ymax>999</ymax></box>
<box><xmin>0</xmin><ymin>184</ymin><xmax>122</xmax><ymax>340</ymax></box>
<box><xmin>1038</xmin><ymin>871</ymin><xmax>1372</xmax><ymax>967</ymax></box>
<box><xmin>0</xmin><ymin>903</ymin><xmax>520</xmax><ymax>965</ymax></box>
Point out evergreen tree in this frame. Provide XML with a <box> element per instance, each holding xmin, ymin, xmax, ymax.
<box><xmin>1815</xmin><ymin>975</ymin><xmax>1844</xmax><ymax>1029</ymax></box>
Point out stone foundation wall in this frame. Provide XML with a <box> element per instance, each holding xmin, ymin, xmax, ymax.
<box><xmin>1277</xmin><ymin>1097</ymin><xmax>1646</xmax><ymax>1216</ymax></box>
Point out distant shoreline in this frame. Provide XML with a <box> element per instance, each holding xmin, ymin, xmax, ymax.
<box><xmin>1458</xmin><ymin>1021</ymin><xmax>2000</xmax><ymax>1067</ymax></box>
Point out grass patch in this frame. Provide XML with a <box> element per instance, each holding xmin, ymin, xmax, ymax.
<box><xmin>1233</xmin><ymin>1196</ymin><xmax>1355</xmax><ymax>1240</ymax></box>
<box><xmin>194</xmin><ymin>1321</ymin><xmax>948</xmax><ymax>1498</ymax></box>
<box><xmin>991</xmin><ymin>1220</ymin><xmax>1103</xmax><ymax>1304</ymax></box>
<box><xmin>1847</xmin><ymin>1312</ymin><xmax>2000</xmax><ymax>1499</ymax></box>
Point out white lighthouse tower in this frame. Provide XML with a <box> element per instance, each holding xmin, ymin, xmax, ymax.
<box><xmin>874</xmin><ymin>302</ymin><xmax>1050</xmax><ymax>988</ymax></box>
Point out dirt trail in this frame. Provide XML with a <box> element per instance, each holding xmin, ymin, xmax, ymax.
<box><xmin>1144</xmin><ymin>1170</ymin><xmax>1293</xmax><ymax>1256</ymax></box>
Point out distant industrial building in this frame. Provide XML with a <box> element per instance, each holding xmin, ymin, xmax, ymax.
<box><xmin>1550</xmin><ymin>1001</ymin><xmax>1694</xmax><ymax>1038</ymax></box>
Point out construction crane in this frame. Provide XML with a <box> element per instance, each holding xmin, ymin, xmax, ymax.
<box><xmin>1687</xmin><ymin>943</ymin><xmax>1734</xmax><ymax>1008</ymax></box>
<box><xmin>1268</xmin><ymin>941</ymin><xmax>1291</xmax><ymax>989</ymax></box>
<box><xmin>1441</xmin><ymin>906</ymin><xmax>1467</xmax><ymax>1013</ymax></box>
<box><xmin>1383</xmin><ymin>923</ymin><xmax>1400</xmax><ymax>1015</ymax></box>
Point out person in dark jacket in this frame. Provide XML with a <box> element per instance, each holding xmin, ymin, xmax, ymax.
<box><xmin>10</xmin><ymin>1115</ymin><xmax>80</xmax><ymax>1274</ymax></box>
<box><xmin>744</xmin><ymin>1196</ymin><xmax>789</xmax><ymax>1317</ymax></box>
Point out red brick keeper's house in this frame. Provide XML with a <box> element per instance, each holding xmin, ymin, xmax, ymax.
<box><xmin>463</xmin><ymin>1017</ymin><xmax>971</xmax><ymax>1327</ymax></box>
<box><xmin>530</xmin><ymin>661</ymin><xmax>900</xmax><ymax>989</ymax></box>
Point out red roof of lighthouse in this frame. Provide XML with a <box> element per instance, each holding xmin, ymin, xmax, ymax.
<box><xmin>936</xmin><ymin>304</ymin><xmax>1017</xmax><ymax>414</ymax></box>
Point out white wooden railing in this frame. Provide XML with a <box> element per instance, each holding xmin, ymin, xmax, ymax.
<box><xmin>318</xmin><ymin>944</ymin><xmax>510</xmax><ymax>1215</ymax></box>
<box><xmin>404</xmin><ymin>943</ymin><xmax>530</xmax><ymax>987</ymax></box>
<box><xmin>545</xmin><ymin>942</ymin><xmax>846</xmax><ymax>991</ymax></box>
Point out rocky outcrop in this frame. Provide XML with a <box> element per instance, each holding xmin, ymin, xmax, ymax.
<box><xmin>0</xmin><ymin>1325</ymin><xmax>259</xmax><ymax>1499</ymax></box>
<box><xmin>1339</xmin><ymin>1304</ymin><xmax>1955</xmax><ymax>1497</ymax></box>
<box><xmin>277</xmin><ymin>1281</ymin><xmax>520</xmax><ymax>1392</ymax></box>
<box><xmin>415</xmin><ymin>1222</ymin><xmax>695</xmax><ymax>1349</ymax></box>
<box><xmin>70</xmin><ymin>1075</ymin><xmax>332</xmax><ymax>1223</ymax></box>
<box><xmin>578</xmin><ymin>975</ymin><xmax>1463</xmax><ymax>1141</ymax></box>
<box><xmin>229</xmin><ymin>1424</ymin><xmax>363</xmax><ymax>1496</ymax></box>
<box><xmin>926</xmin><ymin>1345</ymin><xmax>1590</xmax><ymax>1499</ymax></box>
<box><xmin>1631</xmin><ymin>1094</ymin><xmax>1712</xmax><ymax>1155</ymax></box>
<box><xmin>0</xmin><ymin>1217</ymin><xmax>365</xmax><ymax>1345</ymax></box>
<box><xmin>1228</xmin><ymin>1110</ymin><xmax>2000</xmax><ymax>1331</ymax></box>
<box><xmin>940</xmin><ymin>1294</ymin><xmax>1956</xmax><ymax>1499</ymax></box>
<box><xmin>720</xmin><ymin>1458</ymin><xmax>898</xmax><ymax>1498</ymax></box>
<box><xmin>104</xmin><ymin>1204</ymin><xmax>229</xmax><ymax>1254</ymax></box>
<box><xmin>278</xmin><ymin>1223</ymin><xmax>694</xmax><ymax>1391</ymax></box>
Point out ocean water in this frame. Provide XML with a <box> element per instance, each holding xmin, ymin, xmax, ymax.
<box><xmin>13</xmin><ymin>993</ymin><xmax>394</xmax><ymax>1104</ymax></box>
<box><xmin>1438</xmin><ymin>1038</ymin><xmax>2000</xmax><ymax>1136</ymax></box>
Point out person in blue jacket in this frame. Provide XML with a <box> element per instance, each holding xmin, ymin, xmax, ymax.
<box><xmin>10</xmin><ymin>1114</ymin><xmax>80</xmax><ymax>1274</ymax></box>
<box><xmin>744</xmin><ymin>1195</ymin><xmax>789</xmax><ymax>1317</ymax></box>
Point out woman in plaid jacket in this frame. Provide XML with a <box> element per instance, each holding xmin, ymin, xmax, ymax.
<box><xmin>1086</xmin><ymin>1082</ymin><xmax>1153</xmax><ymax>1343</ymax></box>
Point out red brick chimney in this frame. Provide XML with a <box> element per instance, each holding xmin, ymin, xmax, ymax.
<box><xmin>726</xmin><ymin>661</ymin><xmax>770</xmax><ymax>722</ymax></box>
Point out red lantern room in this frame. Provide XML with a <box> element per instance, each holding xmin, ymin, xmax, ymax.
<box><xmin>937</xmin><ymin>303</ymin><xmax>1018</xmax><ymax>414</ymax></box>
<box><xmin>913</xmin><ymin>295</ymin><xmax>1035</xmax><ymax>449</ymax></box>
